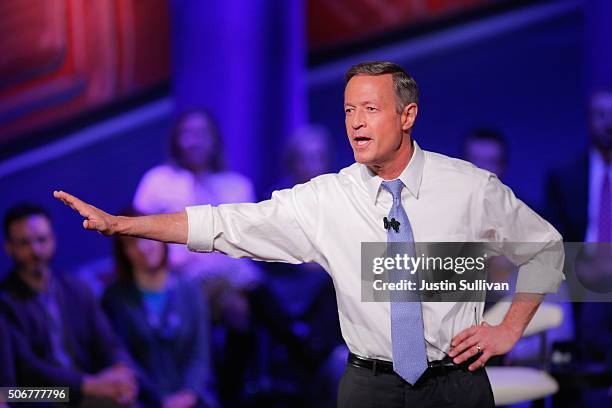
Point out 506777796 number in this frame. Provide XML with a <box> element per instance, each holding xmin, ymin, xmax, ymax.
<box><xmin>1</xmin><ymin>387</ymin><xmax>69</xmax><ymax>402</ymax></box>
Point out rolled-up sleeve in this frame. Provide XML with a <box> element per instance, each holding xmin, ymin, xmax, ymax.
<box><xmin>478</xmin><ymin>175</ymin><xmax>565</xmax><ymax>293</ymax></box>
<box><xmin>186</xmin><ymin>182</ymin><xmax>321</xmax><ymax>264</ymax></box>
<box><xmin>186</xmin><ymin>204</ymin><xmax>215</xmax><ymax>252</ymax></box>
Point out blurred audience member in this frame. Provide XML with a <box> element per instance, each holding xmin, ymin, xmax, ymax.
<box><xmin>0</xmin><ymin>204</ymin><xmax>137</xmax><ymax>407</ymax></box>
<box><xmin>132</xmin><ymin>110</ymin><xmax>321</xmax><ymax>406</ymax></box>
<box><xmin>277</xmin><ymin>124</ymin><xmax>332</xmax><ymax>190</ymax></box>
<box><xmin>132</xmin><ymin>110</ymin><xmax>261</xmax><ymax>371</ymax></box>
<box><xmin>547</xmin><ymin>89</ymin><xmax>611</xmax><ymax>242</ymax></box>
<box><xmin>133</xmin><ymin>108</ymin><xmax>259</xmax><ymax>288</ymax></box>
<box><xmin>102</xmin><ymin>210</ymin><xmax>216</xmax><ymax>408</ymax></box>
<box><xmin>260</xmin><ymin>124</ymin><xmax>346</xmax><ymax>407</ymax></box>
<box><xmin>547</xmin><ymin>89</ymin><xmax>612</xmax><ymax>342</ymax></box>
<box><xmin>546</xmin><ymin>89</ymin><xmax>612</xmax><ymax>405</ymax></box>
<box><xmin>461</xmin><ymin>128</ymin><xmax>508</xmax><ymax>179</ymax></box>
<box><xmin>546</xmin><ymin>90</ymin><xmax>612</xmax><ymax>277</ymax></box>
<box><xmin>461</xmin><ymin>129</ymin><xmax>515</xmax><ymax>301</ymax></box>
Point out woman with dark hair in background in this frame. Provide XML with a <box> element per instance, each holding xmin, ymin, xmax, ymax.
<box><xmin>132</xmin><ymin>109</ymin><xmax>259</xmax><ymax>287</ymax></box>
<box><xmin>131</xmin><ymin>110</ymin><xmax>321</xmax><ymax>405</ymax></box>
<box><xmin>102</xmin><ymin>210</ymin><xmax>216</xmax><ymax>408</ymax></box>
<box><xmin>132</xmin><ymin>108</ymin><xmax>261</xmax><ymax>354</ymax></box>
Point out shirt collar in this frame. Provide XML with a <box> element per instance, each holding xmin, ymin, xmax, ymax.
<box><xmin>360</xmin><ymin>140</ymin><xmax>425</xmax><ymax>205</ymax></box>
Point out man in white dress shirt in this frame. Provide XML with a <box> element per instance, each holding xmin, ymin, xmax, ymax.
<box><xmin>54</xmin><ymin>61</ymin><xmax>564</xmax><ymax>407</ymax></box>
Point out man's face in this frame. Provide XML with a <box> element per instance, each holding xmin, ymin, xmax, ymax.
<box><xmin>464</xmin><ymin>139</ymin><xmax>506</xmax><ymax>178</ymax></box>
<box><xmin>344</xmin><ymin>74</ymin><xmax>414</xmax><ymax>166</ymax></box>
<box><xmin>293</xmin><ymin>136</ymin><xmax>329</xmax><ymax>182</ymax></box>
<box><xmin>120</xmin><ymin>236</ymin><xmax>166</xmax><ymax>273</ymax></box>
<box><xmin>176</xmin><ymin>113</ymin><xmax>216</xmax><ymax>171</ymax></box>
<box><xmin>590</xmin><ymin>91</ymin><xmax>612</xmax><ymax>152</ymax></box>
<box><xmin>4</xmin><ymin>215</ymin><xmax>56</xmax><ymax>277</ymax></box>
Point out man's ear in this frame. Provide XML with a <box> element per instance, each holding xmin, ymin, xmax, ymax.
<box><xmin>401</xmin><ymin>103</ymin><xmax>418</xmax><ymax>131</ymax></box>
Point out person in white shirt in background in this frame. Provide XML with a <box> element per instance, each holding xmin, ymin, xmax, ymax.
<box><xmin>54</xmin><ymin>61</ymin><xmax>564</xmax><ymax>408</ymax></box>
<box><xmin>132</xmin><ymin>109</ymin><xmax>311</xmax><ymax>405</ymax></box>
<box><xmin>133</xmin><ymin>108</ymin><xmax>259</xmax><ymax>289</ymax></box>
<box><xmin>133</xmin><ymin>108</ymin><xmax>261</xmax><ymax>333</ymax></box>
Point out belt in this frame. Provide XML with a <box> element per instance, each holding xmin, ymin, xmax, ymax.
<box><xmin>348</xmin><ymin>352</ymin><xmax>482</xmax><ymax>376</ymax></box>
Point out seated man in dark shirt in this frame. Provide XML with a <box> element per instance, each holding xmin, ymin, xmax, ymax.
<box><xmin>0</xmin><ymin>203</ymin><xmax>137</xmax><ymax>407</ymax></box>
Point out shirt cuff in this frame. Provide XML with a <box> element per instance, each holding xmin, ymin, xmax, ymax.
<box><xmin>186</xmin><ymin>205</ymin><xmax>214</xmax><ymax>253</ymax></box>
<box><xmin>515</xmin><ymin>262</ymin><xmax>565</xmax><ymax>294</ymax></box>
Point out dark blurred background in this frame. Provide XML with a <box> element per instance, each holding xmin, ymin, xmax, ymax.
<box><xmin>0</xmin><ymin>0</ymin><xmax>594</xmax><ymax>273</ymax></box>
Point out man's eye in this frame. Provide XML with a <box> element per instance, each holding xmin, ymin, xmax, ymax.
<box><xmin>367</xmin><ymin>107</ymin><xmax>377</xmax><ymax>112</ymax></box>
<box><xmin>345</xmin><ymin>108</ymin><xmax>353</xmax><ymax>114</ymax></box>
<box><xmin>15</xmin><ymin>239</ymin><xmax>30</xmax><ymax>247</ymax></box>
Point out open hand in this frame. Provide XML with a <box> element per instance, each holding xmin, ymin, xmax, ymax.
<box><xmin>53</xmin><ymin>191</ymin><xmax>118</xmax><ymax>235</ymax></box>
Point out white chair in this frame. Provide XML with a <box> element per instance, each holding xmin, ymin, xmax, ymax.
<box><xmin>483</xmin><ymin>299</ymin><xmax>563</xmax><ymax>406</ymax></box>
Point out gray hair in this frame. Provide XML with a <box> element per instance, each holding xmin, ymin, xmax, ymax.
<box><xmin>345</xmin><ymin>61</ymin><xmax>419</xmax><ymax>113</ymax></box>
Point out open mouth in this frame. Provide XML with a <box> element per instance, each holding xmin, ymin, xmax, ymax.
<box><xmin>354</xmin><ymin>136</ymin><xmax>372</xmax><ymax>147</ymax></box>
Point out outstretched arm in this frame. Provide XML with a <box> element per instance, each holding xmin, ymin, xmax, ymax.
<box><xmin>53</xmin><ymin>191</ymin><xmax>187</xmax><ymax>244</ymax></box>
<box><xmin>56</xmin><ymin>181</ymin><xmax>321</xmax><ymax>265</ymax></box>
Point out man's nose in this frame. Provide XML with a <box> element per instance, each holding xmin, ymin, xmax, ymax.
<box><xmin>31</xmin><ymin>241</ymin><xmax>45</xmax><ymax>257</ymax></box>
<box><xmin>351</xmin><ymin>109</ymin><xmax>365</xmax><ymax>129</ymax></box>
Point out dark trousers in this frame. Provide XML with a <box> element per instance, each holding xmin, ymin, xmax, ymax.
<box><xmin>337</xmin><ymin>363</ymin><xmax>495</xmax><ymax>408</ymax></box>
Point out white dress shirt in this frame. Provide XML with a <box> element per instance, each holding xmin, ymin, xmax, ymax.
<box><xmin>186</xmin><ymin>142</ymin><xmax>564</xmax><ymax>362</ymax></box>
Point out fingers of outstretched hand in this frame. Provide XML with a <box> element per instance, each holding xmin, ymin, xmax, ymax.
<box><xmin>54</xmin><ymin>190</ymin><xmax>96</xmax><ymax>219</ymax></box>
<box><xmin>53</xmin><ymin>190</ymin><xmax>84</xmax><ymax>210</ymax></box>
<box><xmin>53</xmin><ymin>190</ymin><xmax>75</xmax><ymax>203</ymax></box>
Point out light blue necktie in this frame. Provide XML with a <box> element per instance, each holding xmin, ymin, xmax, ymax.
<box><xmin>382</xmin><ymin>179</ymin><xmax>428</xmax><ymax>385</ymax></box>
